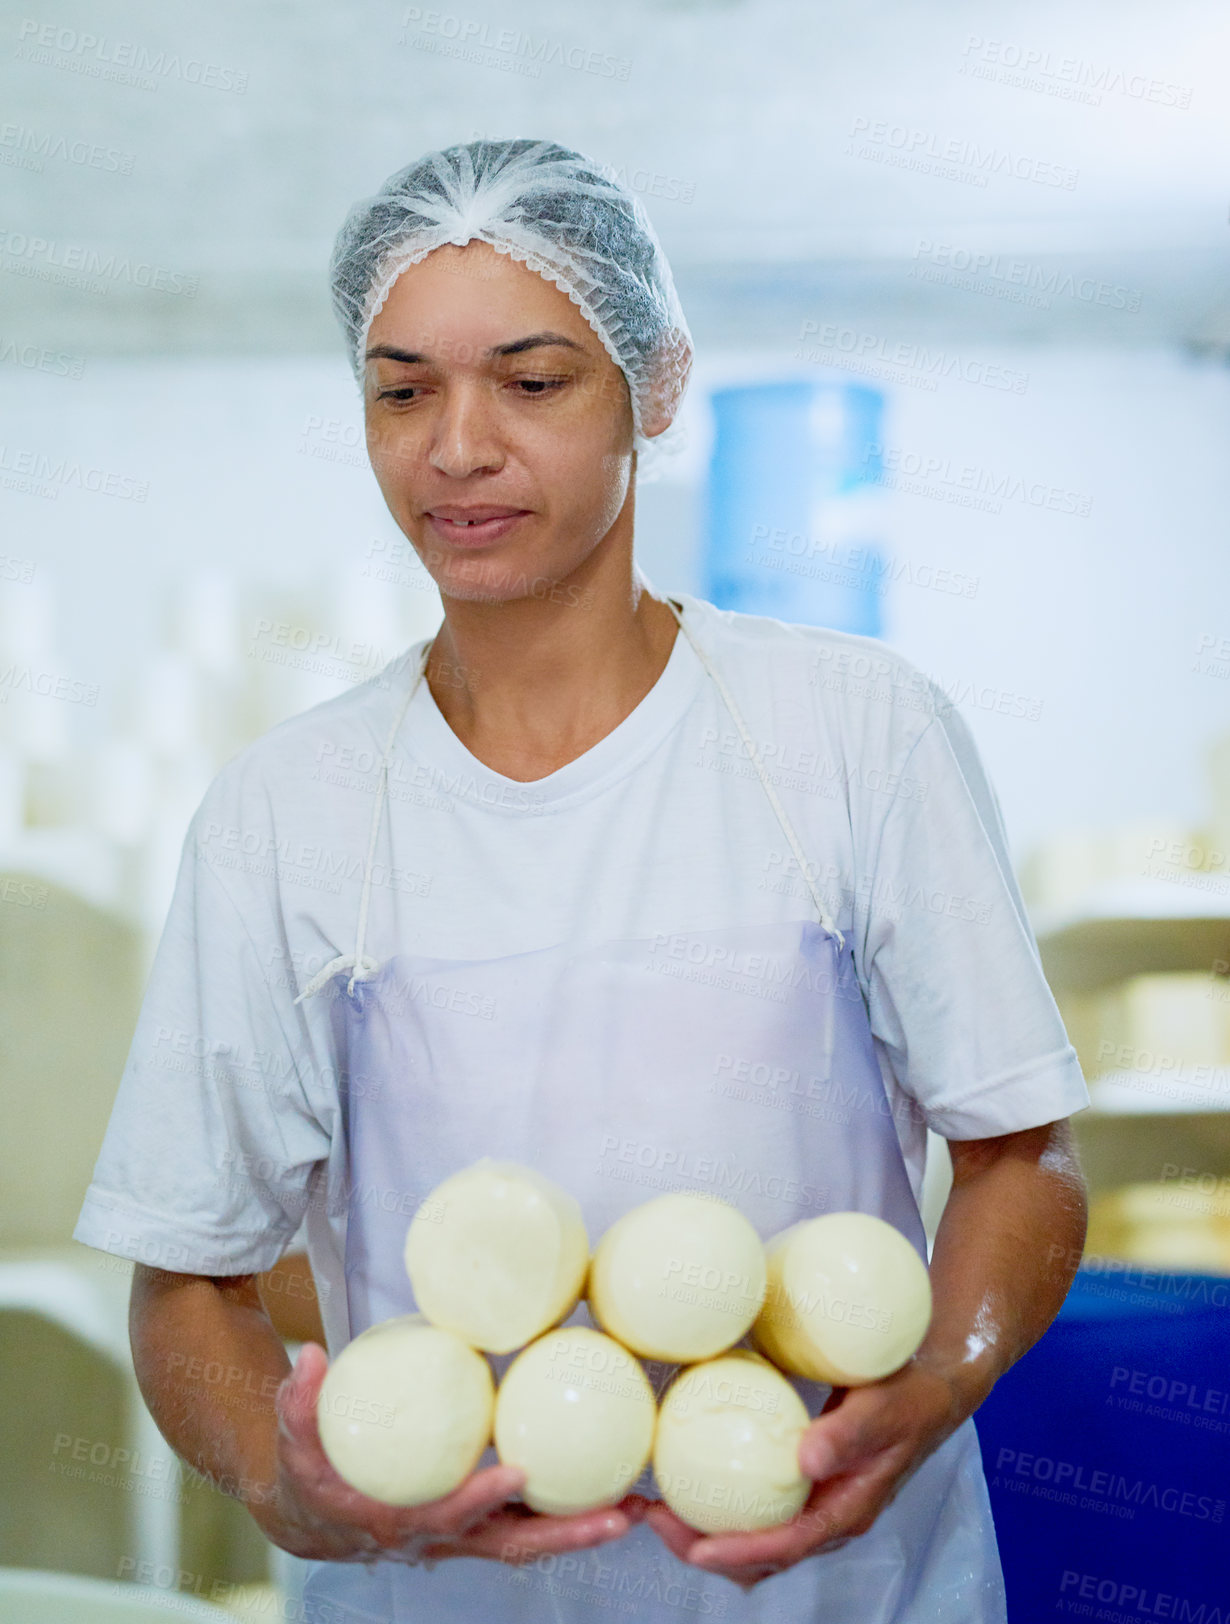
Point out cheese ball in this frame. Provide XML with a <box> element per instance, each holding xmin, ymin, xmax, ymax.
<box><xmin>404</xmin><ymin>1159</ymin><xmax>589</xmax><ymax>1354</ymax></box>
<box><xmin>653</xmin><ymin>1349</ymin><xmax>811</xmax><ymax>1533</ymax></box>
<box><xmin>494</xmin><ymin>1325</ymin><xmax>657</xmax><ymax>1514</ymax></box>
<box><xmin>317</xmin><ymin>1315</ymin><xmax>494</xmax><ymax>1505</ymax></box>
<box><xmin>587</xmin><ymin>1192</ymin><xmax>767</xmax><ymax>1362</ymax></box>
<box><xmin>750</xmin><ymin>1212</ymin><xmax>932</xmax><ymax>1385</ymax></box>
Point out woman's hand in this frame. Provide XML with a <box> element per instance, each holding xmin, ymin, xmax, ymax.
<box><xmin>252</xmin><ymin>1342</ymin><xmax>644</xmax><ymax>1568</ymax></box>
<box><xmin>639</xmin><ymin>1120</ymin><xmax>1090</xmax><ymax>1592</ymax></box>
<box><xmin>636</xmin><ymin>1361</ymin><xmax>963</xmax><ymax>1591</ymax></box>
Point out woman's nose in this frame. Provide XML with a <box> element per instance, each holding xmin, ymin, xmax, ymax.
<box><xmin>428</xmin><ymin>386</ymin><xmax>504</xmax><ymax>478</ymax></box>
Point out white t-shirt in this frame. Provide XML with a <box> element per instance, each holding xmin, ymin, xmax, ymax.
<box><xmin>75</xmin><ymin>588</ymin><xmax>1088</xmax><ymax>1352</ymax></box>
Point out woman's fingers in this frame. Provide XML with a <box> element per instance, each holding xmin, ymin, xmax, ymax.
<box><xmin>641</xmin><ymin>1477</ymin><xmax>864</xmax><ymax>1588</ymax></box>
<box><xmin>798</xmin><ymin>1388</ymin><xmax>903</xmax><ymax>1482</ymax></box>
<box><xmin>614</xmin><ymin>1493</ymin><xmax>653</xmax><ymax>1525</ymax></box>
<box><xmin>275</xmin><ymin>1343</ymin><xmax>329</xmax><ymax>1443</ymax></box>
<box><xmin>683</xmin><ymin>1488</ymin><xmax>845</xmax><ymax>1572</ymax></box>
<box><xmin>444</xmin><ymin>1504</ymin><xmax>633</xmax><ymax>1565</ymax></box>
<box><xmin>403</xmin><ymin>1463</ymin><xmax>528</xmax><ymax>1537</ymax></box>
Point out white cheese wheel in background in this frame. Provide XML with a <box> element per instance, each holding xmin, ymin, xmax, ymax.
<box><xmin>493</xmin><ymin>1325</ymin><xmax>658</xmax><ymax>1515</ymax></box>
<box><xmin>404</xmin><ymin>1159</ymin><xmax>589</xmax><ymax>1354</ymax></box>
<box><xmin>750</xmin><ymin>1212</ymin><xmax>932</xmax><ymax>1385</ymax></box>
<box><xmin>587</xmin><ymin>1192</ymin><xmax>767</xmax><ymax>1362</ymax></box>
<box><xmin>653</xmin><ymin>1349</ymin><xmax>811</xmax><ymax>1533</ymax></box>
<box><xmin>317</xmin><ymin>1315</ymin><xmax>494</xmax><ymax>1505</ymax></box>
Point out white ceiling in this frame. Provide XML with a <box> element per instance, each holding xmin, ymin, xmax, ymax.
<box><xmin>4</xmin><ymin>0</ymin><xmax>1229</xmax><ymax>353</ymax></box>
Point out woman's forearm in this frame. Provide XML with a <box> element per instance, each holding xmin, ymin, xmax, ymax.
<box><xmin>128</xmin><ymin>1263</ymin><xmax>292</xmax><ymax>1525</ymax></box>
<box><xmin>913</xmin><ymin>1118</ymin><xmax>1089</xmax><ymax>1418</ymax></box>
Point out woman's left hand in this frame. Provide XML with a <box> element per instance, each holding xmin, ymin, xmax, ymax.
<box><xmin>633</xmin><ymin>1360</ymin><xmax>965</xmax><ymax>1591</ymax></box>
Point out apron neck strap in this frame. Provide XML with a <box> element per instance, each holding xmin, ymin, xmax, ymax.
<box><xmin>666</xmin><ymin>598</ymin><xmax>845</xmax><ymax>948</ymax></box>
<box><xmin>348</xmin><ymin>642</ymin><xmax>432</xmax><ymax>992</ymax></box>
<box><xmin>294</xmin><ymin>643</ymin><xmax>431</xmax><ymax>1005</ymax></box>
<box><xmin>296</xmin><ymin>599</ymin><xmax>844</xmax><ymax>1006</ymax></box>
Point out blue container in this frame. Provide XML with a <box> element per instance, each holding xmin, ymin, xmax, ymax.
<box><xmin>704</xmin><ymin>381</ymin><xmax>886</xmax><ymax>635</ymax></box>
<box><xmin>974</xmin><ymin>1267</ymin><xmax>1230</xmax><ymax>1621</ymax></box>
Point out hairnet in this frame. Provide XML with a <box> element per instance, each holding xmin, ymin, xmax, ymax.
<box><xmin>329</xmin><ymin>138</ymin><xmax>693</xmax><ymax>476</ymax></box>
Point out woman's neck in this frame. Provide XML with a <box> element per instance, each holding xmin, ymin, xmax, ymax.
<box><xmin>424</xmin><ymin>576</ymin><xmax>681</xmax><ymax>782</ymax></box>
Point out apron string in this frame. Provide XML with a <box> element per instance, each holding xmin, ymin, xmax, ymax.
<box><xmin>665</xmin><ymin>598</ymin><xmax>845</xmax><ymax>950</ymax></box>
<box><xmin>294</xmin><ymin>642</ymin><xmax>432</xmax><ymax>1004</ymax></box>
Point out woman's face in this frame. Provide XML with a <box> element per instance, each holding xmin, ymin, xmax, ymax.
<box><xmin>363</xmin><ymin>239</ymin><xmax>640</xmax><ymax>604</ymax></box>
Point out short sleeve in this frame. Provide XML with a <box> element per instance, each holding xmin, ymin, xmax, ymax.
<box><xmin>73</xmin><ymin>814</ymin><xmax>334</xmax><ymax>1276</ymax></box>
<box><xmin>856</xmin><ymin>699</ymin><xmax>1090</xmax><ymax>1140</ymax></box>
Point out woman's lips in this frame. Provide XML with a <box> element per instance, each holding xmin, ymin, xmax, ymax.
<box><xmin>425</xmin><ymin>511</ymin><xmax>529</xmax><ymax>546</ymax></box>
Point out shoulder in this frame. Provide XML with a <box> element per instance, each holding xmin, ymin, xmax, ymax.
<box><xmin>188</xmin><ymin>642</ymin><xmax>429</xmax><ymax>844</ymax></box>
<box><xmin>678</xmin><ymin>592</ymin><xmax>950</xmax><ymax>766</ymax></box>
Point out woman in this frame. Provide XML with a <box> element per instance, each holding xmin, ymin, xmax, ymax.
<box><xmin>76</xmin><ymin>138</ymin><xmax>1090</xmax><ymax>1621</ymax></box>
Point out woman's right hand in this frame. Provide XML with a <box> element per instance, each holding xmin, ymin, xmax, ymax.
<box><xmin>253</xmin><ymin>1342</ymin><xmax>643</xmax><ymax>1567</ymax></box>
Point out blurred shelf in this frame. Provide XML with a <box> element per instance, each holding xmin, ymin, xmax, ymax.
<box><xmin>1072</xmin><ymin>1109</ymin><xmax>1230</xmax><ymax>1195</ymax></box>
<box><xmin>0</xmin><ymin>833</ymin><xmax>130</xmax><ymax>921</ymax></box>
<box><xmin>1033</xmin><ymin>879</ymin><xmax>1230</xmax><ymax>995</ymax></box>
<box><xmin>1085</xmin><ymin>1070</ymin><xmax>1230</xmax><ymax>1115</ymax></box>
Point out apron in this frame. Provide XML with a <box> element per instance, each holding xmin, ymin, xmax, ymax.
<box><xmin>293</xmin><ymin>599</ymin><xmax>1007</xmax><ymax>1623</ymax></box>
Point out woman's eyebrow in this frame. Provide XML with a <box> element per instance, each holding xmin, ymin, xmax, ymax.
<box><xmin>365</xmin><ymin>331</ymin><xmax>587</xmax><ymax>364</ymax></box>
